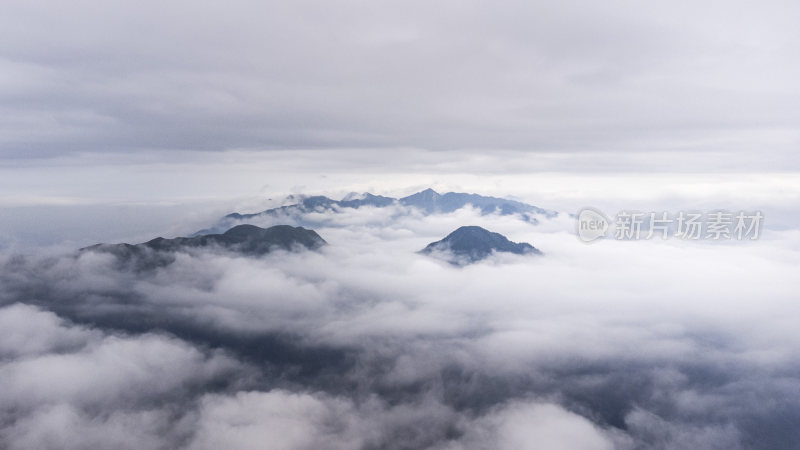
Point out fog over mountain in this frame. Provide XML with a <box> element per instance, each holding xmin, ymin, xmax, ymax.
<box><xmin>0</xmin><ymin>199</ymin><xmax>798</xmax><ymax>449</ymax></box>
<box><xmin>197</xmin><ymin>189</ymin><xmax>557</xmax><ymax>236</ymax></box>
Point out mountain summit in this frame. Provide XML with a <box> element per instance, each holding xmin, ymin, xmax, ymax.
<box><xmin>420</xmin><ymin>226</ymin><xmax>541</xmax><ymax>264</ymax></box>
<box><xmin>83</xmin><ymin>224</ymin><xmax>326</xmax><ymax>269</ymax></box>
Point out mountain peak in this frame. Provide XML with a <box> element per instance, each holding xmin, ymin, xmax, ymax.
<box><xmin>420</xmin><ymin>226</ymin><xmax>541</xmax><ymax>264</ymax></box>
<box><xmin>223</xmin><ymin>224</ymin><xmax>264</xmax><ymax>237</ymax></box>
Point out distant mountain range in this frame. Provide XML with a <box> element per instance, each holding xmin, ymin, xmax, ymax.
<box><xmin>83</xmin><ymin>223</ymin><xmax>542</xmax><ymax>269</ymax></box>
<box><xmin>196</xmin><ymin>188</ymin><xmax>556</xmax><ymax>235</ymax></box>
<box><xmin>420</xmin><ymin>226</ymin><xmax>541</xmax><ymax>264</ymax></box>
<box><xmin>80</xmin><ymin>189</ymin><xmax>549</xmax><ymax>268</ymax></box>
<box><xmin>83</xmin><ymin>225</ymin><xmax>326</xmax><ymax>269</ymax></box>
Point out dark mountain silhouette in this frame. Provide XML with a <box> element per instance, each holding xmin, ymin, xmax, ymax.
<box><xmin>83</xmin><ymin>225</ymin><xmax>326</xmax><ymax>269</ymax></box>
<box><xmin>420</xmin><ymin>226</ymin><xmax>541</xmax><ymax>264</ymax></box>
<box><xmin>197</xmin><ymin>189</ymin><xmax>556</xmax><ymax>235</ymax></box>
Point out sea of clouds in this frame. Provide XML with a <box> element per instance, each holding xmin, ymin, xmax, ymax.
<box><xmin>1</xmin><ymin>204</ymin><xmax>798</xmax><ymax>449</ymax></box>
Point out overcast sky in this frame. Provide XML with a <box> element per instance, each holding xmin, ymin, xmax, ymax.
<box><xmin>1</xmin><ymin>0</ymin><xmax>799</xmax><ymax>243</ymax></box>
<box><xmin>2</xmin><ymin>0</ymin><xmax>798</xmax><ymax>156</ymax></box>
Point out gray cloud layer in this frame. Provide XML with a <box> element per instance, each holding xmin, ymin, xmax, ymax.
<box><xmin>0</xmin><ymin>206</ymin><xmax>798</xmax><ymax>449</ymax></box>
<box><xmin>2</xmin><ymin>0</ymin><xmax>799</xmax><ymax>158</ymax></box>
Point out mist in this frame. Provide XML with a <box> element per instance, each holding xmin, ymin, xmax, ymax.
<box><xmin>1</xmin><ymin>205</ymin><xmax>797</xmax><ymax>449</ymax></box>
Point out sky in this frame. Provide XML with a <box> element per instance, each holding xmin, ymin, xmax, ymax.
<box><xmin>1</xmin><ymin>0</ymin><xmax>799</xmax><ymax>246</ymax></box>
<box><xmin>2</xmin><ymin>0</ymin><xmax>799</xmax><ymax>199</ymax></box>
<box><xmin>1</xmin><ymin>2</ymin><xmax>799</xmax><ymax>449</ymax></box>
<box><xmin>2</xmin><ymin>0</ymin><xmax>798</xmax><ymax>158</ymax></box>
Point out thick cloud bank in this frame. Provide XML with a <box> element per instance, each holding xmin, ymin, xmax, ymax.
<box><xmin>0</xmin><ymin>206</ymin><xmax>798</xmax><ymax>449</ymax></box>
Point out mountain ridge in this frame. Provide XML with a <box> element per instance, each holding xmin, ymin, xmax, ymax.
<box><xmin>83</xmin><ymin>224</ymin><xmax>327</xmax><ymax>268</ymax></box>
<box><xmin>197</xmin><ymin>189</ymin><xmax>556</xmax><ymax>235</ymax></box>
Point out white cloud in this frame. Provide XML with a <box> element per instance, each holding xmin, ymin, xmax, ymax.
<box><xmin>0</xmin><ymin>303</ymin><xmax>94</xmax><ymax>359</ymax></box>
<box><xmin>0</xmin><ymin>201</ymin><xmax>798</xmax><ymax>448</ymax></box>
<box><xmin>453</xmin><ymin>401</ymin><xmax>622</xmax><ymax>450</ymax></box>
<box><xmin>188</xmin><ymin>390</ymin><xmax>366</xmax><ymax>450</ymax></box>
